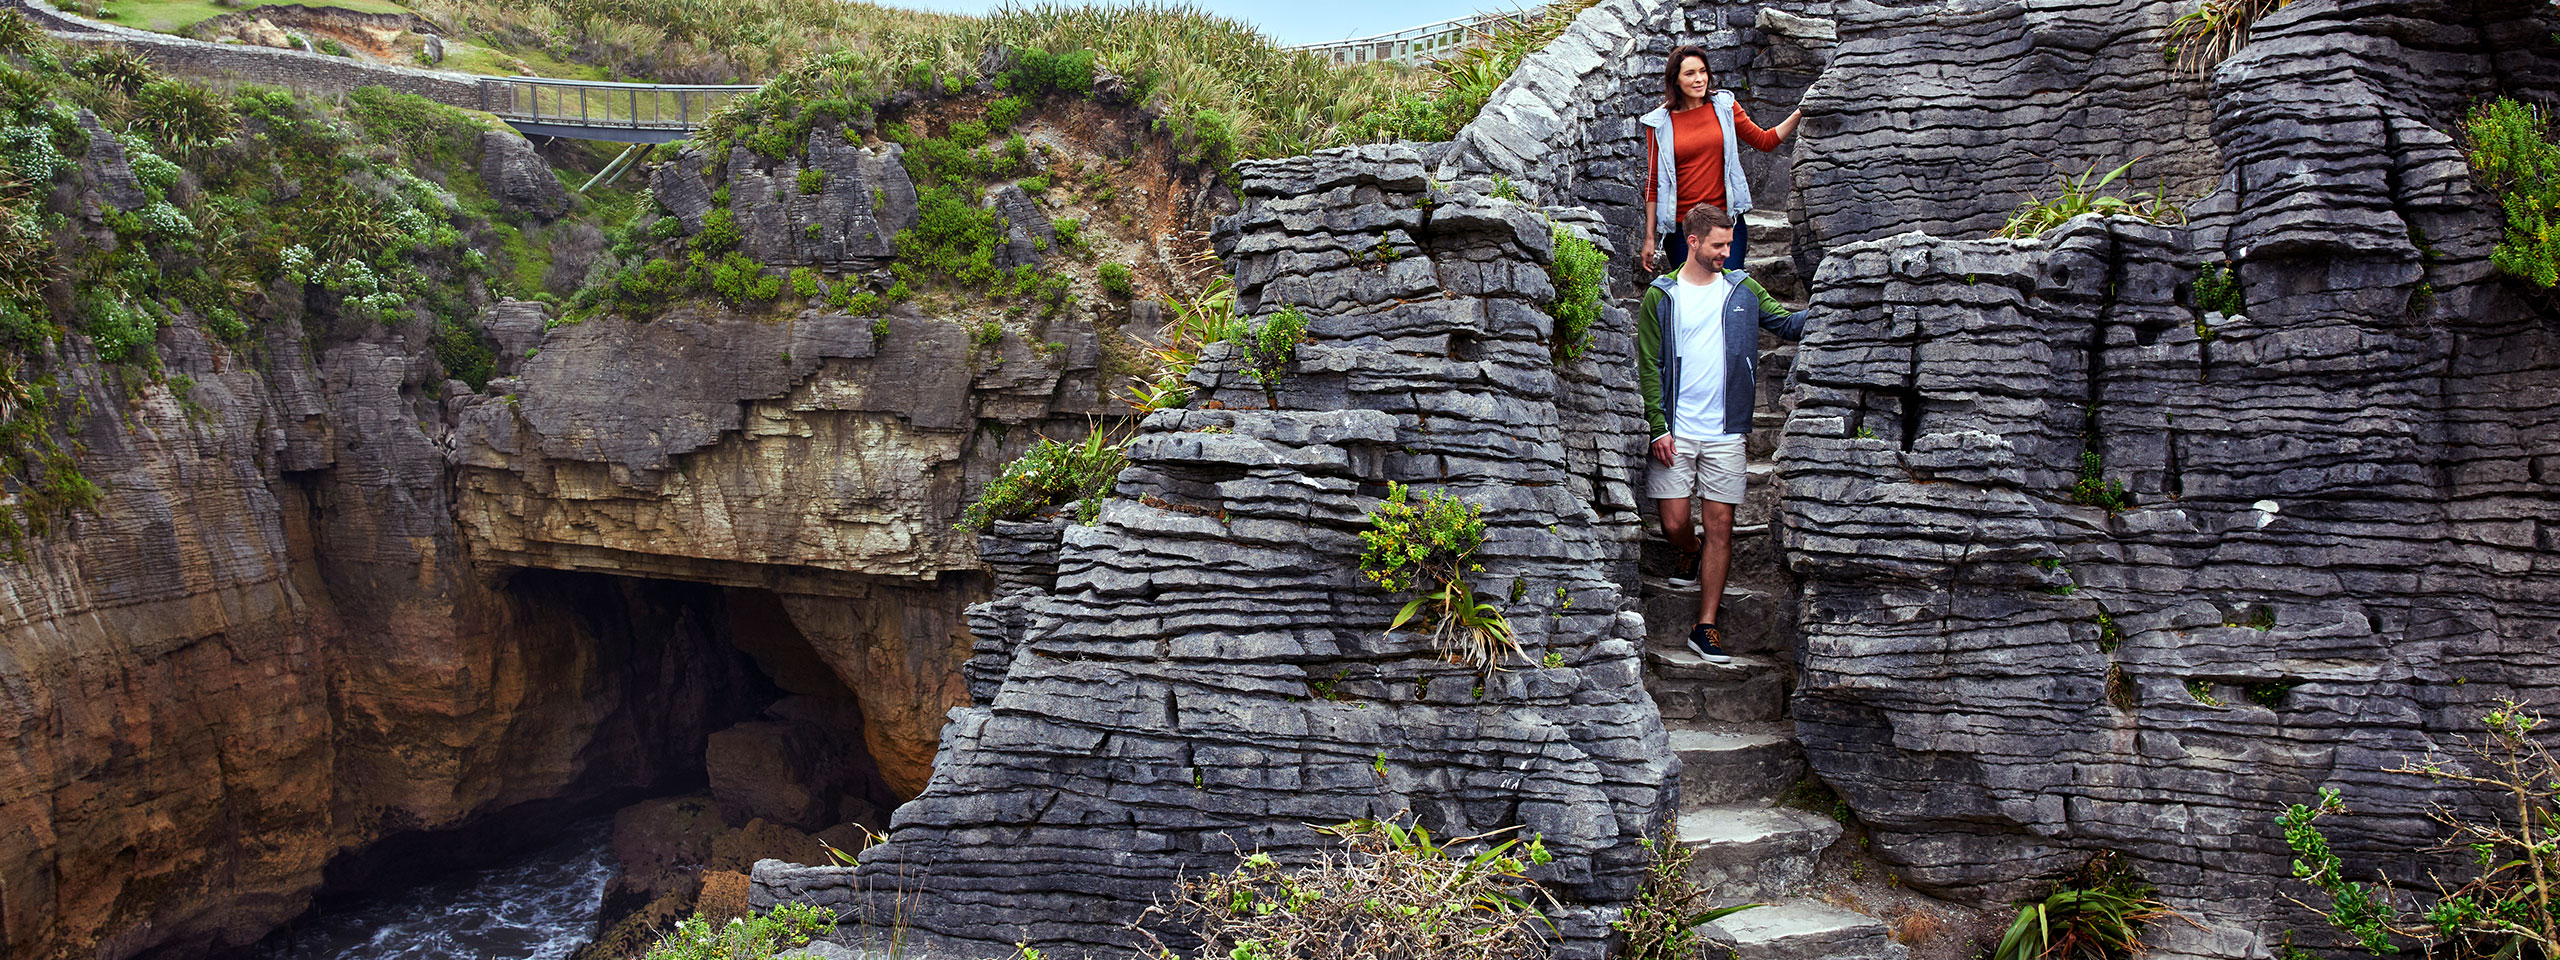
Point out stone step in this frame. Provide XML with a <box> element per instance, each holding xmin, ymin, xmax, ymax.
<box><xmin>1669</xmin><ymin>722</ymin><xmax>1805</xmax><ymax>805</ymax></box>
<box><xmin>1643</xmin><ymin>583</ymin><xmax>1794</xmax><ymax>657</ymax></box>
<box><xmin>1676</xmin><ymin>805</ymin><xmax>1841</xmax><ymax>901</ymax></box>
<box><xmin>1645</xmin><ymin>650</ymin><xmax>1786</xmax><ymax>724</ymax></box>
<box><xmin>1707</xmin><ymin>900</ymin><xmax>1910</xmax><ymax>960</ymax></box>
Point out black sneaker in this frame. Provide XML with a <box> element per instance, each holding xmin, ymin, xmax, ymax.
<box><xmin>1685</xmin><ymin>622</ymin><xmax>1732</xmax><ymax>664</ymax></box>
<box><xmin>1666</xmin><ymin>549</ymin><xmax>1702</xmax><ymax>587</ymax></box>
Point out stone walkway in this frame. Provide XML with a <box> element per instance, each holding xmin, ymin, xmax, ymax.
<box><xmin>1636</xmin><ymin>210</ymin><xmax>1910</xmax><ymax>960</ymax></box>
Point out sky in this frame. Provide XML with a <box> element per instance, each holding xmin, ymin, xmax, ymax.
<box><xmin>872</xmin><ymin>0</ymin><xmax>1523</xmax><ymax>47</ymax></box>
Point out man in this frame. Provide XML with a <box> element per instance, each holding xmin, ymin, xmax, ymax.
<box><xmin>1635</xmin><ymin>204</ymin><xmax>1808</xmax><ymax>664</ymax></box>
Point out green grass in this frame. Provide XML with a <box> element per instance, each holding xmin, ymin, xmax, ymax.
<box><xmin>434</xmin><ymin>39</ymin><xmax>614</xmax><ymax>80</ymax></box>
<box><xmin>90</xmin><ymin>0</ymin><xmax>406</xmax><ymax>33</ymax></box>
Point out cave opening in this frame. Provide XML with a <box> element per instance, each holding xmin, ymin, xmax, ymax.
<box><xmin>237</xmin><ymin>570</ymin><xmax>900</xmax><ymax>960</ymax></box>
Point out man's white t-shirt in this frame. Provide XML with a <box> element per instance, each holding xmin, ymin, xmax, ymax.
<box><xmin>1670</xmin><ymin>271</ymin><xmax>1739</xmax><ymax>441</ymax></box>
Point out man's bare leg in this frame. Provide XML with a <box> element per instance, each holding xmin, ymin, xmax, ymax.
<box><xmin>1695</xmin><ymin>501</ymin><xmax>1734</xmax><ymax>626</ymax></box>
<box><xmin>1656</xmin><ymin>497</ymin><xmax>1701</xmax><ymax>555</ymax></box>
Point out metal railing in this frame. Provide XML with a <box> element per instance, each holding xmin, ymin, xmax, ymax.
<box><xmin>1286</xmin><ymin>9</ymin><xmax>1537</xmax><ymax>67</ymax></box>
<box><xmin>477</xmin><ymin>76</ymin><xmax>761</xmax><ymax>143</ymax></box>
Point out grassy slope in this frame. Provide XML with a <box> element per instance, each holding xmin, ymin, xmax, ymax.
<box><xmin>88</xmin><ymin>0</ymin><xmax>406</xmax><ymax>33</ymax></box>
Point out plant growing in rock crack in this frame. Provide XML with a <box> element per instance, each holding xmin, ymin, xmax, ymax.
<box><xmin>1229</xmin><ymin>305</ymin><xmax>1308</xmax><ymax>409</ymax></box>
<box><xmin>2071</xmin><ymin>450</ymin><xmax>2134</xmax><ymax>512</ymax></box>
<box><xmin>2193</xmin><ymin>261</ymin><xmax>2244</xmax><ymax>317</ymax></box>
<box><xmin>2161</xmin><ymin>0</ymin><xmax>2283</xmax><ymax>77</ymax></box>
<box><xmin>1998</xmin><ymin>159</ymin><xmax>2185</xmax><ymax>239</ymax></box>
<box><xmin>1992</xmin><ymin>850</ymin><xmax>2179</xmax><ymax>960</ymax></box>
<box><xmin>2280</xmin><ymin>700</ymin><xmax>2560</xmax><ymax>958</ymax></box>
<box><xmin>1614</xmin><ymin>831</ymin><xmax>1763</xmax><ymax>960</ymax></box>
<box><xmin>1121</xmin><ymin>275</ymin><xmax>1237</xmax><ymax>414</ymax></box>
<box><xmin>1130</xmin><ymin>815</ymin><xmax>1555</xmax><ymax>960</ymax></box>
<box><xmin>959</xmin><ymin>429</ymin><xmax>1126</xmax><ymax>530</ymax></box>
<box><xmin>2465</xmin><ymin>97</ymin><xmax>2560</xmax><ymax>292</ymax></box>
<box><xmin>1358</xmin><ymin>482</ymin><xmax>1523</xmax><ymax>676</ymax></box>
<box><xmin>1546</xmin><ymin>224</ymin><xmax>1605</xmax><ymax>363</ymax></box>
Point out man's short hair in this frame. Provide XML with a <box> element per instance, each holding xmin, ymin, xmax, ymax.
<box><xmin>1682</xmin><ymin>205</ymin><xmax>1732</xmax><ymax>240</ymax></box>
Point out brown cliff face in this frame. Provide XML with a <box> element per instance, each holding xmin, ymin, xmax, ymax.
<box><xmin>0</xmin><ymin>293</ymin><xmax>1119</xmax><ymax>959</ymax></box>
<box><xmin>0</xmin><ymin>63</ymin><xmax>1210</xmax><ymax>957</ymax></box>
<box><xmin>450</xmin><ymin>306</ymin><xmax>1117</xmax><ymax>795</ymax></box>
<box><xmin>0</xmin><ymin>310</ymin><xmax>795</xmax><ymax>959</ymax></box>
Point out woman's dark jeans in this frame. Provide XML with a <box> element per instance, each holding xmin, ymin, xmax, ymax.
<box><xmin>1659</xmin><ymin>213</ymin><xmax>1748</xmax><ymax>273</ymax></box>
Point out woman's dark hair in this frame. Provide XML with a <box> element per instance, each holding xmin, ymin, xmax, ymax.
<box><xmin>1661</xmin><ymin>45</ymin><xmax>1712</xmax><ymax>110</ymax></box>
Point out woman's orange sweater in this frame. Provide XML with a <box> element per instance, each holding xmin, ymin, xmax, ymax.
<box><xmin>1644</xmin><ymin>102</ymin><xmax>1780</xmax><ymax>225</ymax></box>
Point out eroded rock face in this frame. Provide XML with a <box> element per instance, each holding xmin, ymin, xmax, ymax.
<box><xmin>0</xmin><ymin>318</ymin><xmax>775</xmax><ymax>960</ymax></box>
<box><xmin>751</xmin><ymin>143</ymin><xmax>1674</xmax><ymax>960</ymax></box>
<box><xmin>1789</xmin><ymin>0</ymin><xmax>2225</xmax><ymax>261</ymax></box>
<box><xmin>650</xmin><ymin>132</ymin><xmax>919</xmax><ymax>268</ymax></box>
<box><xmin>1777</xmin><ymin>0</ymin><xmax>2560</xmax><ymax>953</ymax></box>
<box><xmin>450</xmin><ymin>305</ymin><xmax>1110</xmax><ymax>796</ymax></box>
<box><xmin>480</xmin><ymin>128</ymin><xmax>571</xmax><ymax>221</ymax></box>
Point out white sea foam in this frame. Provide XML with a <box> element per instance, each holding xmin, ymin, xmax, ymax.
<box><xmin>255</xmin><ymin>816</ymin><xmax>618</xmax><ymax>960</ymax></box>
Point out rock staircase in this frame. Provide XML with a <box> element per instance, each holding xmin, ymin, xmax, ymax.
<box><xmin>1634</xmin><ymin>210</ymin><xmax>1912</xmax><ymax>960</ymax></box>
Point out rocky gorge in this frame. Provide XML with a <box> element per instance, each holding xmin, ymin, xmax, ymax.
<box><xmin>5</xmin><ymin>0</ymin><xmax>2559</xmax><ymax>959</ymax></box>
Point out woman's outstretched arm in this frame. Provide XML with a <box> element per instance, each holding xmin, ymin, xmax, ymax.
<box><xmin>1734</xmin><ymin>106</ymin><xmax>1805</xmax><ymax>151</ymax></box>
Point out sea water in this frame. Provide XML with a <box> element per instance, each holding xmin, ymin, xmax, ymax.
<box><xmin>254</xmin><ymin>817</ymin><xmax>617</xmax><ymax>960</ymax></box>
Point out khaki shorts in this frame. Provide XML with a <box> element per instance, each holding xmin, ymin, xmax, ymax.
<box><xmin>1646</xmin><ymin>435</ymin><xmax>1747</xmax><ymax>504</ymax></box>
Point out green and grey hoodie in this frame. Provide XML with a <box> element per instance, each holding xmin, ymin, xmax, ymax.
<box><xmin>1636</xmin><ymin>268</ymin><xmax>1808</xmax><ymax>440</ymax></box>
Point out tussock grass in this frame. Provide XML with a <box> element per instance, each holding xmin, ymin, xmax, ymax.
<box><xmin>403</xmin><ymin>0</ymin><xmax>1596</xmax><ymax>159</ymax></box>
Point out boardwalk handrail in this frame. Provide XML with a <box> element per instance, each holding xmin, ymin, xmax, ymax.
<box><xmin>1285</xmin><ymin>9</ymin><xmax>1536</xmax><ymax>67</ymax></box>
<box><xmin>477</xmin><ymin>76</ymin><xmax>760</xmax><ymax>141</ymax></box>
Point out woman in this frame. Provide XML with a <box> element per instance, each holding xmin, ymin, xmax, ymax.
<box><xmin>1639</xmin><ymin>46</ymin><xmax>1803</xmax><ymax>273</ymax></box>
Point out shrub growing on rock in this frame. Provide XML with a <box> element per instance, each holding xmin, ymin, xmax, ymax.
<box><xmin>1545</xmin><ymin>224</ymin><xmax>1604</xmax><ymax>362</ymax></box>
<box><xmin>2192</xmin><ymin>261</ymin><xmax>2243</xmax><ymax>317</ymax></box>
<box><xmin>960</xmin><ymin>430</ymin><xmax>1126</xmax><ymax>530</ymax></box>
<box><xmin>1997</xmin><ymin>160</ymin><xmax>2183</xmax><ymax>239</ymax></box>
<box><xmin>2069</xmin><ymin>450</ymin><xmax>2133</xmax><ymax>512</ymax></box>
<box><xmin>707</xmin><ymin>252</ymin><xmax>781</xmax><ymax>304</ymax></box>
<box><xmin>2162</xmin><ymin>0</ymin><xmax>2281</xmax><ymax>77</ymax></box>
<box><xmin>1613</xmin><ymin>832</ymin><xmax>1761</xmax><ymax>960</ymax></box>
<box><xmin>1991</xmin><ymin>851</ymin><xmax>2172</xmax><ymax>960</ymax></box>
<box><xmin>1098</xmin><ymin>261</ymin><xmax>1134</xmax><ymax>299</ymax></box>
<box><xmin>2464</xmin><ymin>97</ymin><xmax>2560</xmax><ymax>291</ymax></box>
<box><xmin>642</xmin><ymin>900</ymin><xmax>835</xmax><ymax>960</ymax></box>
<box><xmin>1133</xmin><ymin>817</ymin><xmax>1554</xmax><ymax>960</ymax></box>
<box><xmin>1229</xmin><ymin>306</ymin><xmax>1306</xmax><ymax>409</ymax></box>
<box><xmin>2281</xmin><ymin>700</ymin><xmax>2560</xmax><ymax>958</ymax></box>
<box><xmin>1358</xmin><ymin>483</ymin><xmax>1522</xmax><ymax>675</ymax></box>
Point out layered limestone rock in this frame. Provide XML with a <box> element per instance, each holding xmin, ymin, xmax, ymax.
<box><xmin>751</xmin><ymin>144</ymin><xmax>1674</xmax><ymax>959</ymax></box>
<box><xmin>1776</xmin><ymin>0</ymin><xmax>2560</xmax><ymax>955</ymax></box>
<box><xmin>1788</xmin><ymin>0</ymin><xmax>2225</xmax><ymax>260</ymax></box>
<box><xmin>449</xmin><ymin>303</ymin><xmax>1115</xmax><ymax>795</ymax></box>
